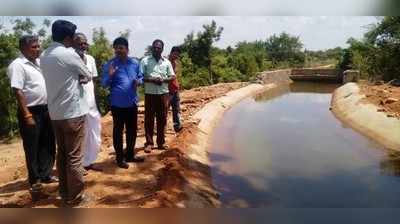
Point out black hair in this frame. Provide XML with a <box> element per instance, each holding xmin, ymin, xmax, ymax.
<box><xmin>170</xmin><ymin>46</ymin><xmax>181</xmax><ymax>54</ymax></box>
<box><xmin>73</xmin><ymin>32</ymin><xmax>87</xmax><ymax>41</ymax></box>
<box><xmin>51</xmin><ymin>20</ymin><xmax>77</xmax><ymax>42</ymax></box>
<box><xmin>19</xmin><ymin>35</ymin><xmax>39</xmax><ymax>50</ymax></box>
<box><xmin>152</xmin><ymin>39</ymin><xmax>164</xmax><ymax>48</ymax></box>
<box><xmin>113</xmin><ymin>37</ymin><xmax>129</xmax><ymax>48</ymax></box>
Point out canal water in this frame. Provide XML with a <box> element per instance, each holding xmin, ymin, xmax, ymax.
<box><xmin>210</xmin><ymin>82</ymin><xmax>400</xmax><ymax>207</ymax></box>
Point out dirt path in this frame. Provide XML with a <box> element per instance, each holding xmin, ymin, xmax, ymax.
<box><xmin>0</xmin><ymin>82</ymin><xmax>247</xmax><ymax>208</ymax></box>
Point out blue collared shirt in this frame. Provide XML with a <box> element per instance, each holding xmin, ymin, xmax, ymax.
<box><xmin>102</xmin><ymin>57</ymin><xmax>143</xmax><ymax>108</ymax></box>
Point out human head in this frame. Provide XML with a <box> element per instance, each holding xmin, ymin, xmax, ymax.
<box><xmin>51</xmin><ymin>19</ymin><xmax>77</xmax><ymax>47</ymax></box>
<box><xmin>113</xmin><ymin>37</ymin><xmax>129</xmax><ymax>59</ymax></box>
<box><xmin>169</xmin><ymin>46</ymin><xmax>181</xmax><ymax>61</ymax></box>
<box><xmin>151</xmin><ymin>39</ymin><xmax>164</xmax><ymax>58</ymax></box>
<box><xmin>73</xmin><ymin>32</ymin><xmax>88</xmax><ymax>55</ymax></box>
<box><xmin>19</xmin><ymin>35</ymin><xmax>40</xmax><ymax>60</ymax></box>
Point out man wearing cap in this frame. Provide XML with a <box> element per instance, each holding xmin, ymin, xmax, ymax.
<box><xmin>40</xmin><ymin>20</ymin><xmax>92</xmax><ymax>206</ymax></box>
<box><xmin>102</xmin><ymin>37</ymin><xmax>144</xmax><ymax>169</ymax></box>
<box><xmin>7</xmin><ymin>35</ymin><xmax>57</xmax><ymax>194</ymax></box>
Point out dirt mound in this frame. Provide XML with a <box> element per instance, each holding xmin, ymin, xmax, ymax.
<box><xmin>360</xmin><ymin>81</ymin><xmax>400</xmax><ymax>119</ymax></box>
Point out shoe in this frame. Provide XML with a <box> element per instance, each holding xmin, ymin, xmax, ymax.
<box><xmin>144</xmin><ymin>145</ymin><xmax>152</xmax><ymax>153</ymax></box>
<box><xmin>157</xmin><ymin>145</ymin><xmax>169</xmax><ymax>150</ymax></box>
<box><xmin>126</xmin><ymin>156</ymin><xmax>145</xmax><ymax>163</ymax></box>
<box><xmin>30</xmin><ymin>181</ymin><xmax>43</xmax><ymax>193</ymax></box>
<box><xmin>117</xmin><ymin>161</ymin><xmax>129</xmax><ymax>169</ymax></box>
<box><xmin>64</xmin><ymin>193</ymin><xmax>91</xmax><ymax>207</ymax></box>
<box><xmin>174</xmin><ymin>125</ymin><xmax>183</xmax><ymax>133</ymax></box>
<box><xmin>83</xmin><ymin>169</ymin><xmax>89</xmax><ymax>176</ymax></box>
<box><xmin>84</xmin><ymin>164</ymin><xmax>103</xmax><ymax>172</ymax></box>
<box><xmin>41</xmin><ymin>175</ymin><xmax>59</xmax><ymax>184</ymax></box>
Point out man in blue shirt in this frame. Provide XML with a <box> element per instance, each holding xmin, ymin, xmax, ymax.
<box><xmin>102</xmin><ymin>37</ymin><xmax>144</xmax><ymax>169</ymax></box>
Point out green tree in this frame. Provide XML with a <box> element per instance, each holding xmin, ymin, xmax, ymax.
<box><xmin>119</xmin><ymin>29</ymin><xmax>131</xmax><ymax>39</ymax></box>
<box><xmin>343</xmin><ymin>17</ymin><xmax>400</xmax><ymax>81</ymax></box>
<box><xmin>88</xmin><ymin>27</ymin><xmax>114</xmax><ymax>115</ymax></box>
<box><xmin>265</xmin><ymin>32</ymin><xmax>305</xmax><ymax>67</ymax></box>
<box><xmin>0</xmin><ymin>29</ymin><xmax>19</xmax><ymax>137</ymax></box>
<box><xmin>182</xmin><ymin>20</ymin><xmax>223</xmax><ymax>84</ymax></box>
<box><xmin>12</xmin><ymin>18</ymin><xmax>35</xmax><ymax>37</ymax></box>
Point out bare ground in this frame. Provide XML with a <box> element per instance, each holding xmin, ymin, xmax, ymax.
<box><xmin>0</xmin><ymin>82</ymin><xmax>247</xmax><ymax>208</ymax></box>
<box><xmin>359</xmin><ymin>81</ymin><xmax>400</xmax><ymax>119</ymax></box>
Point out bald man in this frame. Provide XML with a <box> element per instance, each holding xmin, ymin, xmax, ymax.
<box><xmin>73</xmin><ymin>33</ymin><xmax>102</xmax><ymax>173</ymax></box>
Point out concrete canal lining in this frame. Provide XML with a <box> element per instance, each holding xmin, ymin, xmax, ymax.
<box><xmin>331</xmin><ymin>83</ymin><xmax>400</xmax><ymax>151</ymax></box>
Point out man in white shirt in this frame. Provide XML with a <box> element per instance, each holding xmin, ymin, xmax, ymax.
<box><xmin>40</xmin><ymin>20</ymin><xmax>92</xmax><ymax>207</ymax></box>
<box><xmin>7</xmin><ymin>35</ymin><xmax>56</xmax><ymax>194</ymax></box>
<box><xmin>73</xmin><ymin>33</ymin><xmax>102</xmax><ymax>173</ymax></box>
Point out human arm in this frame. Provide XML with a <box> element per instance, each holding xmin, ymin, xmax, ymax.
<box><xmin>162</xmin><ymin>61</ymin><xmax>176</xmax><ymax>83</ymax></box>
<box><xmin>13</xmin><ymin>88</ymin><xmax>35</xmax><ymax>125</ymax></box>
<box><xmin>7</xmin><ymin>63</ymin><xmax>35</xmax><ymax>125</ymax></box>
<box><xmin>101</xmin><ymin>61</ymin><xmax>117</xmax><ymax>87</ymax></box>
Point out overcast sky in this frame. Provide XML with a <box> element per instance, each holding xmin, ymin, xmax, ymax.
<box><xmin>1</xmin><ymin>16</ymin><xmax>379</xmax><ymax>57</ymax></box>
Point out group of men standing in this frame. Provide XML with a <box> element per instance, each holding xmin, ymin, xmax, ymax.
<box><xmin>7</xmin><ymin>19</ymin><xmax>182</xmax><ymax>206</ymax></box>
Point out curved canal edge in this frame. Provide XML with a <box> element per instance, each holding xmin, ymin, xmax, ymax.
<box><xmin>331</xmin><ymin>83</ymin><xmax>400</xmax><ymax>151</ymax></box>
<box><xmin>181</xmin><ymin>83</ymin><xmax>277</xmax><ymax>207</ymax></box>
<box><xmin>181</xmin><ymin>70</ymin><xmax>292</xmax><ymax>207</ymax></box>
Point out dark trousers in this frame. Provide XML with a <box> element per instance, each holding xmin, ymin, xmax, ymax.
<box><xmin>169</xmin><ymin>91</ymin><xmax>181</xmax><ymax>131</ymax></box>
<box><xmin>111</xmin><ymin>106</ymin><xmax>138</xmax><ymax>163</ymax></box>
<box><xmin>145</xmin><ymin>94</ymin><xmax>169</xmax><ymax>147</ymax></box>
<box><xmin>17</xmin><ymin>105</ymin><xmax>56</xmax><ymax>186</ymax></box>
<box><xmin>52</xmin><ymin>116</ymin><xmax>85</xmax><ymax>202</ymax></box>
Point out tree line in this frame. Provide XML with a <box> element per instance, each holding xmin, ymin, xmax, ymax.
<box><xmin>339</xmin><ymin>16</ymin><xmax>400</xmax><ymax>82</ymax></box>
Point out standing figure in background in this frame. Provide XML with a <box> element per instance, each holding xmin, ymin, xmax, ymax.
<box><xmin>141</xmin><ymin>39</ymin><xmax>176</xmax><ymax>153</ymax></box>
<box><xmin>168</xmin><ymin>46</ymin><xmax>183</xmax><ymax>133</ymax></box>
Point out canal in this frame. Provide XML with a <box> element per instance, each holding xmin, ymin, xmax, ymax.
<box><xmin>210</xmin><ymin>82</ymin><xmax>400</xmax><ymax>207</ymax></box>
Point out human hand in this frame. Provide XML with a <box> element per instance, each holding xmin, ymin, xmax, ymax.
<box><xmin>79</xmin><ymin>75</ymin><xmax>89</xmax><ymax>84</ymax></box>
<box><xmin>25</xmin><ymin>115</ymin><xmax>35</xmax><ymax>126</ymax></box>
<box><xmin>109</xmin><ymin>62</ymin><xmax>118</xmax><ymax>77</ymax></box>
<box><xmin>154</xmin><ymin>77</ymin><xmax>163</xmax><ymax>85</ymax></box>
<box><xmin>133</xmin><ymin>79</ymin><xmax>138</xmax><ymax>89</ymax></box>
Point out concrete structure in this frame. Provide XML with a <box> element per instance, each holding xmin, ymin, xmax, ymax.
<box><xmin>290</xmin><ymin>68</ymin><xmax>342</xmax><ymax>83</ymax></box>
<box><xmin>342</xmin><ymin>70</ymin><xmax>360</xmax><ymax>84</ymax></box>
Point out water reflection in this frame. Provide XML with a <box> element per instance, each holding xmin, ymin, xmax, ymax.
<box><xmin>289</xmin><ymin>82</ymin><xmax>340</xmax><ymax>94</ymax></box>
<box><xmin>380</xmin><ymin>151</ymin><xmax>400</xmax><ymax>176</ymax></box>
<box><xmin>210</xmin><ymin>82</ymin><xmax>400</xmax><ymax>207</ymax></box>
<box><xmin>254</xmin><ymin>85</ymin><xmax>290</xmax><ymax>102</ymax></box>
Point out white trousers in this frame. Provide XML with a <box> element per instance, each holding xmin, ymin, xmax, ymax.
<box><xmin>83</xmin><ymin>112</ymin><xmax>101</xmax><ymax>167</ymax></box>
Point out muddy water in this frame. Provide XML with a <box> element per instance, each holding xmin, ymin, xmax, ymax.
<box><xmin>210</xmin><ymin>82</ymin><xmax>400</xmax><ymax>208</ymax></box>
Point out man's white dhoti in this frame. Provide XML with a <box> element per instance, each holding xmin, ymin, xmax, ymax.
<box><xmin>83</xmin><ymin>110</ymin><xmax>101</xmax><ymax>167</ymax></box>
<box><xmin>82</xmin><ymin>54</ymin><xmax>101</xmax><ymax>167</ymax></box>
